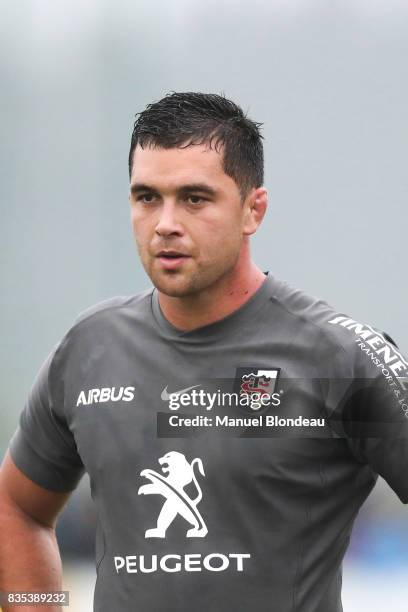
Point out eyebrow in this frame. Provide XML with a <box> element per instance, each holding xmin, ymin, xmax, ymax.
<box><xmin>130</xmin><ymin>182</ymin><xmax>218</xmax><ymax>198</ymax></box>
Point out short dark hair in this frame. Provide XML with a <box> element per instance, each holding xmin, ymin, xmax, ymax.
<box><xmin>128</xmin><ymin>92</ymin><xmax>264</xmax><ymax>197</ymax></box>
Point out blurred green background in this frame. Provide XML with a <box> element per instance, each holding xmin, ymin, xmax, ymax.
<box><xmin>1</xmin><ymin>1</ymin><xmax>407</xmax><ymax>610</ymax></box>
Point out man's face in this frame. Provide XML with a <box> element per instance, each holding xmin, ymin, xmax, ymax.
<box><xmin>129</xmin><ymin>143</ymin><xmax>253</xmax><ymax>297</ymax></box>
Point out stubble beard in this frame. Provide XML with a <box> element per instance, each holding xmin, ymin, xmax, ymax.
<box><xmin>143</xmin><ymin>250</ymin><xmax>241</xmax><ymax>298</ymax></box>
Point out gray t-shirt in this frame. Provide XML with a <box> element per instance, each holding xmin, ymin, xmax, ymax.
<box><xmin>9</xmin><ymin>273</ymin><xmax>408</xmax><ymax>611</ymax></box>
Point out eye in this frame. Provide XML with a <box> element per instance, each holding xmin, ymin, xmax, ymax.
<box><xmin>186</xmin><ymin>195</ymin><xmax>205</xmax><ymax>205</ymax></box>
<box><xmin>136</xmin><ymin>193</ymin><xmax>157</xmax><ymax>204</ymax></box>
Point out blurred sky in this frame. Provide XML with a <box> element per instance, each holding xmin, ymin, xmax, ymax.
<box><xmin>1</xmin><ymin>0</ymin><xmax>407</xmax><ymax>577</ymax></box>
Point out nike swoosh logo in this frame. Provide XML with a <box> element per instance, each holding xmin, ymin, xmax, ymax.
<box><xmin>161</xmin><ymin>385</ymin><xmax>200</xmax><ymax>401</ymax></box>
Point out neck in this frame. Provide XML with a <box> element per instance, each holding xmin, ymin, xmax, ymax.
<box><xmin>157</xmin><ymin>260</ymin><xmax>267</xmax><ymax>332</ymax></box>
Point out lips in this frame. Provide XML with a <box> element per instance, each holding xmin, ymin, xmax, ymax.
<box><xmin>157</xmin><ymin>250</ymin><xmax>189</xmax><ymax>258</ymax></box>
<box><xmin>156</xmin><ymin>250</ymin><xmax>191</xmax><ymax>270</ymax></box>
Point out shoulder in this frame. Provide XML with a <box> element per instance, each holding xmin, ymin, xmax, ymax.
<box><xmin>72</xmin><ymin>289</ymin><xmax>152</xmax><ymax>328</ymax></box>
<box><xmin>269</xmin><ymin>274</ymin><xmax>394</xmax><ymax>370</ymax></box>
<box><xmin>50</xmin><ymin>287</ymin><xmax>153</xmax><ymax>363</ymax></box>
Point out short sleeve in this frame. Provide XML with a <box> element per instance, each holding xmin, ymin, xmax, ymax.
<box><xmin>8</xmin><ymin>345</ymin><xmax>85</xmax><ymax>493</ymax></box>
<box><xmin>337</xmin><ymin>329</ymin><xmax>408</xmax><ymax>503</ymax></box>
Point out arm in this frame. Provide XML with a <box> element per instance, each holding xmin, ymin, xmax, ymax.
<box><xmin>0</xmin><ymin>451</ymin><xmax>72</xmax><ymax>612</ymax></box>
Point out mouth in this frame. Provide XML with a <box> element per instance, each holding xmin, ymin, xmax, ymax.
<box><xmin>157</xmin><ymin>250</ymin><xmax>189</xmax><ymax>258</ymax></box>
<box><xmin>156</xmin><ymin>250</ymin><xmax>191</xmax><ymax>270</ymax></box>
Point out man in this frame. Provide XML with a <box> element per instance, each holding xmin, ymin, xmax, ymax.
<box><xmin>0</xmin><ymin>92</ymin><xmax>407</xmax><ymax>612</ymax></box>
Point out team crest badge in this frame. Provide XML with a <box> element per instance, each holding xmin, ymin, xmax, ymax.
<box><xmin>233</xmin><ymin>367</ymin><xmax>280</xmax><ymax>413</ymax></box>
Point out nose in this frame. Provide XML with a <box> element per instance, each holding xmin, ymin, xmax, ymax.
<box><xmin>155</xmin><ymin>201</ymin><xmax>183</xmax><ymax>237</ymax></box>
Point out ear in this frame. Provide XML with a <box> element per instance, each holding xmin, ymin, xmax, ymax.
<box><xmin>242</xmin><ymin>187</ymin><xmax>268</xmax><ymax>236</ymax></box>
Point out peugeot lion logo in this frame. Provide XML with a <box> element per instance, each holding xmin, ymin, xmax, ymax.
<box><xmin>138</xmin><ymin>451</ymin><xmax>208</xmax><ymax>538</ymax></box>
